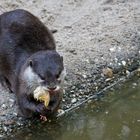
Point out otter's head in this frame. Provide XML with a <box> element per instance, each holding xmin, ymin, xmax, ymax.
<box><xmin>22</xmin><ymin>50</ymin><xmax>66</xmax><ymax>93</ymax></box>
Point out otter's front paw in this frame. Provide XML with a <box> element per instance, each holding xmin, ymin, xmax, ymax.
<box><xmin>36</xmin><ymin>103</ymin><xmax>46</xmax><ymax>114</ymax></box>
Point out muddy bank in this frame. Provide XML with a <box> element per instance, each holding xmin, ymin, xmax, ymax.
<box><xmin>0</xmin><ymin>0</ymin><xmax>140</xmax><ymax>138</ymax></box>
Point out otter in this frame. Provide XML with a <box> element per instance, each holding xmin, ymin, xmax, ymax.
<box><xmin>0</xmin><ymin>9</ymin><xmax>66</xmax><ymax>118</ymax></box>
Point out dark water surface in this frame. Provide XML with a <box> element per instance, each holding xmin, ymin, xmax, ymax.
<box><xmin>12</xmin><ymin>77</ymin><xmax>140</xmax><ymax>140</ymax></box>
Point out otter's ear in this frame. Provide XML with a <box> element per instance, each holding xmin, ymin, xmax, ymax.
<box><xmin>29</xmin><ymin>60</ymin><xmax>33</xmax><ymax>67</ymax></box>
<box><xmin>51</xmin><ymin>29</ymin><xmax>57</xmax><ymax>34</ymax></box>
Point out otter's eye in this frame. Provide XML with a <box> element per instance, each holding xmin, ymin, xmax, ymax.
<box><xmin>39</xmin><ymin>74</ymin><xmax>45</xmax><ymax>81</ymax></box>
<box><xmin>56</xmin><ymin>74</ymin><xmax>59</xmax><ymax>79</ymax></box>
<box><xmin>56</xmin><ymin>71</ymin><xmax>61</xmax><ymax>79</ymax></box>
<box><xmin>29</xmin><ymin>60</ymin><xmax>33</xmax><ymax>67</ymax></box>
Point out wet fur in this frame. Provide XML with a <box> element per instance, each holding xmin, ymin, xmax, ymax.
<box><xmin>0</xmin><ymin>9</ymin><xmax>65</xmax><ymax>118</ymax></box>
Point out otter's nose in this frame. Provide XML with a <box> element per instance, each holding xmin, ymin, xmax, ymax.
<box><xmin>48</xmin><ymin>87</ymin><xmax>56</xmax><ymax>91</ymax></box>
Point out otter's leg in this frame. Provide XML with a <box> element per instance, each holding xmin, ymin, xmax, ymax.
<box><xmin>18</xmin><ymin>94</ymin><xmax>47</xmax><ymax>118</ymax></box>
<box><xmin>0</xmin><ymin>75</ymin><xmax>13</xmax><ymax>93</ymax></box>
<box><xmin>47</xmin><ymin>91</ymin><xmax>63</xmax><ymax>113</ymax></box>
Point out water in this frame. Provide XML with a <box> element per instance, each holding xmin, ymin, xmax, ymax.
<box><xmin>11</xmin><ymin>77</ymin><xmax>140</xmax><ymax>140</ymax></box>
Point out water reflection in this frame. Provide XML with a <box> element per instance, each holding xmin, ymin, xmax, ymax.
<box><xmin>11</xmin><ymin>77</ymin><xmax>140</xmax><ymax>140</ymax></box>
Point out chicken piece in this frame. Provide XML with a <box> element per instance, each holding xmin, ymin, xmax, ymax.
<box><xmin>33</xmin><ymin>86</ymin><xmax>50</xmax><ymax>107</ymax></box>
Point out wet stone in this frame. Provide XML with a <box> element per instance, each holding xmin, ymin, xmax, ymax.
<box><xmin>4</xmin><ymin>120</ymin><xmax>15</xmax><ymax>126</ymax></box>
<box><xmin>82</xmin><ymin>74</ymin><xmax>87</xmax><ymax>79</ymax></box>
<box><xmin>71</xmin><ymin>98</ymin><xmax>77</xmax><ymax>103</ymax></box>
<box><xmin>1</xmin><ymin>104</ymin><xmax>7</xmax><ymax>109</ymax></box>
<box><xmin>62</xmin><ymin>99</ymin><xmax>65</xmax><ymax>102</ymax></box>
<box><xmin>122</xmin><ymin>60</ymin><xmax>126</xmax><ymax>66</ymax></box>
<box><xmin>71</xmin><ymin>86</ymin><xmax>76</xmax><ymax>90</ymax></box>
<box><xmin>70</xmin><ymin>90</ymin><xmax>74</xmax><ymax>94</ymax></box>
<box><xmin>75</xmin><ymin>93</ymin><xmax>79</xmax><ymax>97</ymax></box>
<box><xmin>72</xmin><ymin>94</ymin><xmax>76</xmax><ymax>97</ymax></box>
<box><xmin>3</xmin><ymin>126</ymin><xmax>7</xmax><ymax>132</ymax></box>
<box><xmin>9</xmin><ymin>99</ymin><xmax>15</xmax><ymax>103</ymax></box>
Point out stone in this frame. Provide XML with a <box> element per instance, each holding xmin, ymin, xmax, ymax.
<box><xmin>102</xmin><ymin>67</ymin><xmax>113</xmax><ymax>78</ymax></box>
<box><xmin>71</xmin><ymin>98</ymin><xmax>77</xmax><ymax>103</ymax></box>
<box><xmin>122</xmin><ymin>60</ymin><xmax>126</xmax><ymax>66</ymax></box>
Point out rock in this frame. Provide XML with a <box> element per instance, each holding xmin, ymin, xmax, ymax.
<box><xmin>118</xmin><ymin>63</ymin><xmax>121</xmax><ymax>66</ymax></box>
<box><xmin>82</xmin><ymin>74</ymin><xmax>87</xmax><ymax>79</ymax></box>
<box><xmin>70</xmin><ymin>90</ymin><xmax>74</xmax><ymax>93</ymax></box>
<box><xmin>13</xmin><ymin>112</ymin><xmax>17</xmax><ymax>116</ymax></box>
<box><xmin>9</xmin><ymin>99</ymin><xmax>15</xmax><ymax>103</ymax></box>
<box><xmin>3</xmin><ymin>126</ymin><xmax>7</xmax><ymax>132</ymax></box>
<box><xmin>102</xmin><ymin>67</ymin><xmax>113</xmax><ymax>78</ymax></box>
<box><xmin>105</xmin><ymin>78</ymin><xmax>112</xmax><ymax>82</ymax></box>
<box><xmin>57</xmin><ymin>109</ymin><xmax>65</xmax><ymax>116</ymax></box>
<box><xmin>76</xmin><ymin>93</ymin><xmax>79</xmax><ymax>97</ymax></box>
<box><xmin>132</xmin><ymin>83</ymin><xmax>137</xmax><ymax>86</ymax></box>
<box><xmin>136</xmin><ymin>68</ymin><xmax>140</xmax><ymax>76</ymax></box>
<box><xmin>72</xmin><ymin>94</ymin><xmax>76</xmax><ymax>97</ymax></box>
<box><xmin>62</xmin><ymin>99</ymin><xmax>65</xmax><ymax>102</ymax></box>
<box><xmin>4</xmin><ymin>120</ymin><xmax>15</xmax><ymax>125</ymax></box>
<box><xmin>67</xmin><ymin>49</ymin><xmax>77</xmax><ymax>55</ymax></box>
<box><xmin>71</xmin><ymin>98</ymin><xmax>77</xmax><ymax>103</ymax></box>
<box><xmin>1</xmin><ymin>104</ymin><xmax>7</xmax><ymax>109</ymax></box>
<box><xmin>10</xmin><ymin>104</ymin><xmax>13</xmax><ymax>107</ymax></box>
<box><xmin>109</xmin><ymin>47</ymin><xmax>115</xmax><ymax>52</ymax></box>
<box><xmin>122</xmin><ymin>61</ymin><xmax>126</xmax><ymax>66</ymax></box>
<box><xmin>105</xmin><ymin>111</ymin><xmax>109</xmax><ymax>114</ymax></box>
<box><xmin>125</xmin><ymin>70</ymin><xmax>130</xmax><ymax>76</ymax></box>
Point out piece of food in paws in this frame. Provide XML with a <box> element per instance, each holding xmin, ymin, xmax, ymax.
<box><xmin>40</xmin><ymin>115</ymin><xmax>47</xmax><ymax>121</ymax></box>
<box><xmin>33</xmin><ymin>86</ymin><xmax>50</xmax><ymax>107</ymax></box>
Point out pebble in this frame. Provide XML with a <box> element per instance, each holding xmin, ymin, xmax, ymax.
<box><xmin>109</xmin><ymin>47</ymin><xmax>115</xmax><ymax>52</ymax></box>
<box><xmin>114</xmin><ymin>58</ymin><xmax>118</xmax><ymax>62</ymax></box>
<box><xmin>68</xmin><ymin>49</ymin><xmax>77</xmax><ymax>55</ymax></box>
<box><xmin>132</xmin><ymin>83</ymin><xmax>137</xmax><ymax>86</ymax></box>
<box><xmin>70</xmin><ymin>90</ymin><xmax>74</xmax><ymax>94</ymax></box>
<box><xmin>4</xmin><ymin>120</ymin><xmax>15</xmax><ymax>125</ymax></box>
<box><xmin>118</xmin><ymin>63</ymin><xmax>121</xmax><ymax>66</ymax></box>
<box><xmin>105</xmin><ymin>111</ymin><xmax>109</xmax><ymax>114</ymax></box>
<box><xmin>105</xmin><ymin>78</ymin><xmax>112</xmax><ymax>82</ymax></box>
<box><xmin>125</xmin><ymin>70</ymin><xmax>130</xmax><ymax>75</ymax></box>
<box><xmin>10</xmin><ymin>104</ymin><xmax>13</xmax><ymax>107</ymax></box>
<box><xmin>72</xmin><ymin>94</ymin><xmax>76</xmax><ymax>97</ymax></box>
<box><xmin>76</xmin><ymin>93</ymin><xmax>79</xmax><ymax>97</ymax></box>
<box><xmin>71</xmin><ymin>98</ymin><xmax>77</xmax><ymax>103</ymax></box>
<box><xmin>102</xmin><ymin>67</ymin><xmax>113</xmax><ymax>78</ymax></box>
<box><xmin>17</xmin><ymin>121</ymin><xmax>23</xmax><ymax>126</ymax></box>
<box><xmin>79</xmin><ymin>95</ymin><xmax>83</xmax><ymax>99</ymax></box>
<box><xmin>71</xmin><ymin>86</ymin><xmax>76</xmax><ymax>90</ymax></box>
<box><xmin>79</xmin><ymin>92</ymin><xmax>84</xmax><ymax>95</ymax></box>
<box><xmin>82</xmin><ymin>74</ymin><xmax>87</xmax><ymax>79</ymax></box>
<box><xmin>13</xmin><ymin>112</ymin><xmax>17</xmax><ymax>116</ymax></box>
<box><xmin>122</xmin><ymin>61</ymin><xmax>126</xmax><ymax>66</ymax></box>
<box><xmin>1</xmin><ymin>104</ymin><xmax>6</xmax><ymax>109</ymax></box>
<box><xmin>9</xmin><ymin>99</ymin><xmax>15</xmax><ymax>103</ymax></box>
<box><xmin>3</xmin><ymin>126</ymin><xmax>7</xmax><ymax>132</ymax></box>
<box><xmin>57</xmin><ymin>109</ymin><xmax>65</xmax><ymax>116</ymax></box>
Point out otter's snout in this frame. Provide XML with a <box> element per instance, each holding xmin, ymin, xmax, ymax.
<box><xmin>47</xmin><ymin>85</ymin><xmax>61</xmax><ymax>91</ymax></box>
<box><xmin>48</xmin><ymin>87</ymin><xmax>56</xmax><ymax>91</ymax></box>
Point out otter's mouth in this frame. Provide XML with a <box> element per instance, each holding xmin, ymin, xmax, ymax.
<box><xmin>33</xmin><ymin>86</ymin><xmax>63</xmax><ymax>109</ymax></box>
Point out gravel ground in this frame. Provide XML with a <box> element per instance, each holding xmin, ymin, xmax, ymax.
<box><xmin>0</xmin><ymin>0</ymin><xmax>140</xmax><ymax>137</ymax></box>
